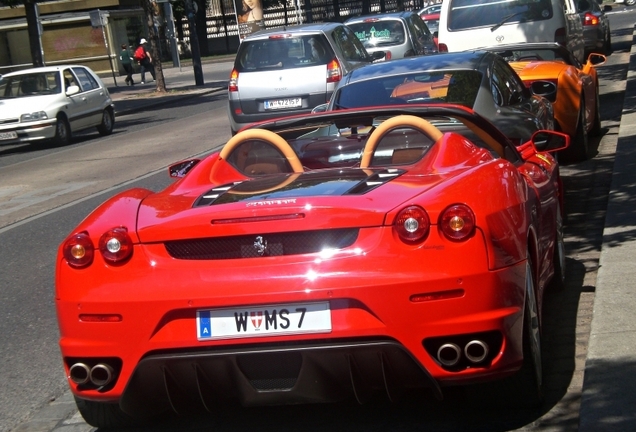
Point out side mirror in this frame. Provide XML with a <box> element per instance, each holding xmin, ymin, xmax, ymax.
<box><xmin>371</xmin><ymin>51</ymin><xmax>386</xmax><ymax>62</ymax></box>
<box><xmin>312</xmin><ymin>103</ymin><xmax>328</xmax><ymax>113</ymax></box>
<box><xmin>530</xmin><ymin>80</ymin><xmax>557</xmax><ymax>103</ymax></box>
<box><xmin>66</xmin><ymin>85</ymin><xmax>80</xmax><ymax>96</ymax></box>
<box><xmin>588</xmin><ymin>53</ymin><xmax>607</xmax><ymax>67</ymax></box>
<box><xmin>531</xmin><ymin>130</ymin><xmax>570</xmax><ymax>153</ymax></box>
<box><xmin>169</xmin><ymin>159</ymin><xmax>200</xmax><ymax>178</ymax></box>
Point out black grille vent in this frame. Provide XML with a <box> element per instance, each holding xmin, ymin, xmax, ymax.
<box><xmin>164</xmin><ymin>228</ymin><xmax>359</xmax><ymax>260</ymax></box>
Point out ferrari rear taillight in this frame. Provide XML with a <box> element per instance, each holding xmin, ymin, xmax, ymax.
<box><xmin>98</xmin><ymin>227</ymin><xmax>133</xmax><ymax>265</ymax></box>
<box><xmin>63</xmin><ymin>232</ymin><xmax>94</xmax><ymax>268</ymax></box>
<box><xmin>394</xmin><ymin>205</ymin><xmax>430</xmax><ymax>243</ymax></box>
<box><xmin>583</xmin><ymin>12</ymin><xmax>599</xmax><ymax>26</ymax></box>
<box><xmin>229</xmin><ymin>69</ymin><xmax>238</xmax><ymax>92</ymax></box>
<box><xmin>439</xmin><ymin>204</ymin><xmax>475</xmax><ymax>241</ymax></box>
<box><xmin>327</xmin><ymin>58</ymin><xmax>342</xmax><ymax>83</ymax></box>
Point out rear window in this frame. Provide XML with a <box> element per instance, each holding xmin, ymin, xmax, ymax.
<box><xmin>448</xmin><ymin>0</ymin><xmax>554</xmax><ymax>31</ymax></box>
<box><xmin>333</xmin><ymin>70</ymin><xmax>482</xmax><ymax>109</ymax></box>
<box><xmin>347</xmin><ymin>20</ymin><xmax>406</xmax><ymax>48</ymax></box>
<box><xmin>235</xmin><ymin>35</ymin><xmax>332</xmax><ymax>72</ymax></box>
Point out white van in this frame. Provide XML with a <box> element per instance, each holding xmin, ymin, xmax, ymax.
<box><xmin>438</xmin><ymin>0</ymin><xmax>585</xmax><ymax>63</ymax></box>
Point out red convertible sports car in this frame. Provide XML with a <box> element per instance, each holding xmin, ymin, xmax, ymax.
<box><xmin>56</xmin><ymin>105</ymin><xmax>568</xmax><ymax>428</ymax></box>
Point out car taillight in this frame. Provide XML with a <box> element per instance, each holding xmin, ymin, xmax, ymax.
<box><xmin>385</xmin><ymin>51</ymin><xmax>392</xmax><ymax>60</ymax></box>
<box><xmin>438</xmin><ymin>43</ymin><xmax>448</xmax><ymax>52</ymax></box>
<box><xmin>394</xmin><ymin>206</ymin><xmax>430</xmax><ymax>243</ymax></box>
<box><xmin>98</xmin><ymin>227</ymin><xmax>133</xmax><ymax>265</ymax></box>
<box><xmin>229</xmin><ymin>69</ymin><xmax>238</xmax><ymax>92</ymax></box>
<box><xmin>583</xmin><ymin>12</ymin><xmax>599</xmax><ymax>26</ymax></box>
<box><xmin>63</xmin><ymin>232</ymin><xmax>94</xmax><ymax>268</ymax></box>
<box><xmin>439</xmin><ymin>204</ymin><xmax>475</xmax><ymax>241</ymax></box>
<box><xmin>327</xmin><ymin>58</ymin><xmax>342</xmax><ymax>83</ymax></box>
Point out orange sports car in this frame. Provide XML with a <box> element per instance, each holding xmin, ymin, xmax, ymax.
<box><xmin>482</xmin><ymin>42</ymin><xmax>606</xmax><ymax>163</ymax></box>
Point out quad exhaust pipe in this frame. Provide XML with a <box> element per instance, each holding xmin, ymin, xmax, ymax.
<box><xmin>437</xmin><ymin>343</ymin><xmax>461</xmax><ymax>367</ymax></box>
<box><xmin>464</xmin><ymin>340</ymin><xmax>489</xmax><ymax>363</ymax></box>
<box><xmin>435</xmin><ymin>340</ymin><xmax>490</xmax><ymax>367</ymax></box>
<box><xmin>69</xmin><ymin>363</ymin><xmax>91</xmax><ymax>385</ymax></box>
<box><xmin>69</xmin><ymin>362</ymin><xmax>114</xmax><ymax>387</ymax></box>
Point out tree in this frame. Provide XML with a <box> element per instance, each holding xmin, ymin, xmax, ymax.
<box><xmin>141</xmin><ymin>0</ymin><xmax>167</xmax><ymax>92</ymax></box>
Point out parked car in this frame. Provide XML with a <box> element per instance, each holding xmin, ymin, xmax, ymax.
<box><xmin>614</xmin><ymin>0</ymin><xmax>635</xmax><ymax>5</ymax></box>
<box><xmin>438</xmin><ymin>0</ymin><xmax>586</xmax><ymax>63</ymax></box>
<box><xmin>0</xmin><ymin>65</ymin><xmax>114</xmax><ymax>146</ymax></box>
<box><xmin>577</xmin><ymin>0</ymin><xmax>612</xmax><ymax>55</ymax></box>
<box><xmin>227</xmin><ymin>22</ymin><xmax>383</xmax><ymax>135</ymax></box>
<box><xmin>345</xmin><ymin>11</ymin><xmax>438</xmax><ymax>61</ymax></box>
<box><xmin>482</xmin><ymin>42</ymin><xmax>606</xmax><ymax>162</ymax></box>
<box><xmin>419</xmin><ymin>4</ymin><xmax>441</xmax><ymax>36</ymax></box>
<box><xmin>56</xmin><ymin>104</ymin><xmax>568</xmax><ymax>427</ymax></box>
<box><xmin>320</xmin><ymin>50</ymin><xmax>556</xmax><ymax>145</ymax></box>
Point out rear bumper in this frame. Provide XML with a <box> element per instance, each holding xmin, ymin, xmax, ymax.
<box><xmin>227</xmin><ymin>93</ymin><xmax>331</xmax><ymax>133</ymax></box>
<box><xmin>57</xmin><ymin>228</ymin><xmax>527</xmax><ymax>414</ymax></box>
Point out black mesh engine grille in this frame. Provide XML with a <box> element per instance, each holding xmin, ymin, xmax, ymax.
<box><xmin>164</xmin><ymin>228</ymin><xmax>359</xmax><ymax>260</ymax></box>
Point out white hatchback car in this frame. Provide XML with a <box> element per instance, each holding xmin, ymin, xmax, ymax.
<box><xmin>0</xmin><ymin>65</ymin><xmax>114</xmax><ymax>146</ymax></box>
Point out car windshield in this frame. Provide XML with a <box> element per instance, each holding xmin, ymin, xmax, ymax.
<box><xmin>333</xmin><ymin>70</ymin><xmax>482</xmax><ymax>109</ymax></box>
<box><xmin>0</xmin><ymin>72</ymin><xmax>62</xmax><ymax>98</ymax></box>
<box><xmin>236</xmin><ymin>35</ymin><xmax>331</xmax><ymax>72</ymax></box>
<box><xmin>347</xmin><ymin>20</ymin><xmax>406</xmax><ymax>48</ymax></box>
<box><xmin>448</xmin><ymin>0</ymin><xmax>553</xmax><ymax>31</ymax></box>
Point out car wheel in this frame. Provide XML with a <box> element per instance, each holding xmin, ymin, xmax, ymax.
<box><xmin>626</xmin><ymin>0</ymin><xmax>635</xmax><ymax>6</ymax></box>
<box><xmin>75</xmin><ymin>396</ymin><xmax>140</xmax><ymax>429</ymax></box>
<box><xmin>551</xmin><ymin>202</ymin><xmax>566</xmax><ymax>290</ymax></box>
<box><xmin>518</xmin><ymin>257</ymin><xmax>544</xmax><ymax>407</ymax></box>
<box><xmin>590</xmin><ymin>88</ymin><xmax>602</xmax><ymax>137</ymax></box>
<box><xmin>97</xmin><ymin>108</ymin><xmax>115</xmax><ymax>136</ymax></box>
<box><xmin>53</xmin><ymin>116</ymin><xmax>71</xmax><ymax>146</ymax></box>
<box><xmin>559</xmin><ymin>100</ymin><xmax>588</xmax><ymax>163</ymax></box>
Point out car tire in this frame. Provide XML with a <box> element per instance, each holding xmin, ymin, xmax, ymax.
<box><xmin>516</xmin><ymin>257</ymin><xmax>544</xmax><ymax>407</ymax></box>
<box><xmin>559</xmin><ymin>100</ymin><xmax>588</xmax><ymax>163</ymax></box>
<box><xmin>590</xmin><ymin>88</ymin><xmax>602</xmax><ymax>137</ymax></box>
<box><xmin>626</xmin><ymin>0</ymin><xmax>635</xmax><ymax>6</ymax></box>
<box><xmin>74</xmin><ymin>396</ymin><xmax>140</xmax><ymax>429</ymax></box>
<box><xmin>551</xmin><ymin>202</ymin><xmax>566</xmax><ymax>290</ymax></box>
<box><xmin>97</xmin><ymin>108</ymin><xmax>115</xmax><ymax>136</ymax></box>
<box><xmin>53</xmin><ymin>116</ymin><xmax>71</xmax><ymax>146</ymax></box>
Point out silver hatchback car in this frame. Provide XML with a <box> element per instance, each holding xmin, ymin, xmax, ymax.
<box><xmin>227</xmin><ymin>22</ymin><xmax>382</xmax><ymax>135</ymax></box>
<box><xmin>345</xmin><ymin>11</ymin><xmax>438</xmax><ymax>61</ymax></box>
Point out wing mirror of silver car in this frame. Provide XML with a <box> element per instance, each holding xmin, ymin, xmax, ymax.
<box><xmin>66</xmin><ymin>85</ymin><xmax>80</xmax><ymax>96</ymax></box>
<box><xmin>312</xmin><ymin>103</ymin><xmax>328</xmax><ymax>113</ymax></box>
<box><xmin>371</xmin><ymin>51</ymin><xmax>387</xmax><ymax>62</ymax></box>
<box><xmin>530</xmin><ymin>80</ymin><xmax>557</xmax><ymax>103</ymax></box>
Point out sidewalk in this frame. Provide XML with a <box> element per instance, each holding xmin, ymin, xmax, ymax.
<box><xmin>98</xmin><ymin>56</ymin><xmax>234</xmax><ymax>115</ymax></box>
<box><xmin>578</xmin><ymin>27</ymin><xmax>636</xmax><ymax>430</ymax></box>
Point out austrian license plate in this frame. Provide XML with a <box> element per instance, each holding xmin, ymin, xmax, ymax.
<box><xmin>0</xmin><ymin>131</ymin><xmax>17</xmax><ymax>140</ymax></box>
<box><xmin>264</xmin><ymin>98</ymin><xmax>302</xmax><ymax>110</ymax></box>
<box><xmin>196</xmin><ymin>301</ymin><xmax>331</xmax><ymax>340</ymax></box>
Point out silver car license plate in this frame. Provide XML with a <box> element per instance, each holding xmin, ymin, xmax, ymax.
<box><xmin>0</xmin><ymin>131</ymin><xmax>18</xmax><ymax>140</ymax></box>
<box><xmin>264</xmin><ymin>98</ymin><xmax>302</xmax><ymax>110</ymax></box>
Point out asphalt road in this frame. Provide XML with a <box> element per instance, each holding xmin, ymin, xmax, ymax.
<box><xmin>1</xmin><ymin>8</ymin><xmax>635</xmax><ymax>432</ymax></box>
